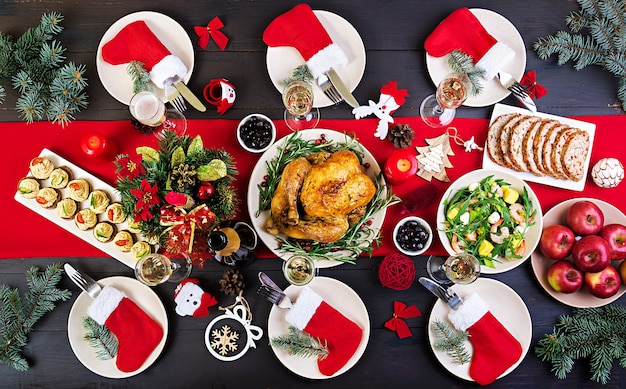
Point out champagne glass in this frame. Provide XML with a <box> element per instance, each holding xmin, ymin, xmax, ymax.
<box><xmin>129</xmin><ymin>91</ymin><xmax>187</xmax><ymax>139</ymax></box>
<box><xmin>282</xmin><ymin>80</ymin><xmax>319</xmax><ymax>131</ymax></box>
<box><xmin>134</xmin><ymin>253</ymin><xmax>192</xmax><ymax>286</ymax></box>
<box><xmin>282</xmin><ymin>255</ymin><xmax>318</xmax><ymax>286</ymax></box>
<box><xmin>426</xmin><ymin>253</ymin><xmax>480</xmax><ymax>285</ymax></box>
<box><xmin>420</xmin><ymin>73</ymin><xmax>470</xmax><ymax>128</ymax></box>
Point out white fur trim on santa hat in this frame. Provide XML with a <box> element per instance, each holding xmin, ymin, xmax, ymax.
<box><xmin>284</xmin><ymin>286</ymin><xmax>323</xmax><ymax>331</ymax></box>
<box><xmin>306</xmin><ymin>43</ymin><xmax>348</xmax><ymax>80</ymax></box>
<box><xmin>447</xmin><ymin>293</ymin><xmax>489</xmax><ymax>331</ymax></box>
<box><xmin>475</xmin><ymin>41</ymin><xmax>515</xmax><ymax>80</ymax></box>
<box><xmin>149</xmin><ymin>54</ymin><xmax>188</xmax><ymax>89</ymax></box>
<box><xmin>86</xmin><ymin>286</ymin><xmax>126</xmax><ymax>326</ymax></box>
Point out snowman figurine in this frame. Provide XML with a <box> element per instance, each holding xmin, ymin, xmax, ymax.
<box><xmin>352</xmin><ymin>81</ymin><xmax>409</xmax><ymax>140</ymax></box>
<box><xmin>174</xmin><ymin>278</ymin><xmax>217</xmax><ymax>318</ymax></box>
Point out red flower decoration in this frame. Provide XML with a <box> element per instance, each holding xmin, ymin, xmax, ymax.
<box><xmin>520</xmin><ymin>70</ymin><xmax>547</xmax><ymax>100</ymax></box>
<box><xmin>194</xmin><ymin>17</ymin><xmax>229</xmax><ymax>51</ymax></box>
<box><xmin>115</xmin><ymin>153</ymin><xmax>145</xmax><ymax>180</ymax></box>
<box><xmin>384</xmin><ymin>301</ymin><xmax>421</xmax><ymax>339</ymax></box>
<box><xmin>130</xmin><ymin>179</ymin><xmax>160</xmax><ymax>222</ymax></box>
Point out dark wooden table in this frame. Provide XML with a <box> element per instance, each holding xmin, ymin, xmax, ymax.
<box><xmin>1</xmin><ymin>1</ymin><xmax>624</xmax><ymax>388</ymax></box>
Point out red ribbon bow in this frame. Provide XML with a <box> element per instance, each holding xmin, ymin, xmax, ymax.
<box><xmin>160</xmin><ymin>204</ymin><xmax>216</xmax><ymax>254</ymax></box>
<box><xmin>384</xmin><ymin>301</ymin><xmax>421</xmax><ymax>339</ymax></box>
<box><xmin>520</xmin><ymin>70</ymin><xmax>547</xmax><ymax>100</ymax></box>
<box><xmin>194</xmin><ymin>17</ymin><xmax>229</xmax><ymax>51</ymax></box>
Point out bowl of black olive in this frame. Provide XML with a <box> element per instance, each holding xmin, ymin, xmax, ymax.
<box><xmin>393</xmin><ymin>216</ymin><xmax>432</xmax><ymax>256</ymax></box>
<box><xmin>237</xmin><ymin>113</ymin><xmax>276</xmax><ymax>153</ymax></box>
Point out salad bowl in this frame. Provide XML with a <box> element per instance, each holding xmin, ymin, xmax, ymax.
<box><xmin>436</xmin><ymin>169</ymin><xmax>543</xmax><ymax>274</ymax></box>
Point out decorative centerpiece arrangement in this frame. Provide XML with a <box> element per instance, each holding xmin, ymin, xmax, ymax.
<box><xmin>114</xmin><ymin>130</ymin><xmax>239</xmax><ymax>267</ymax></box>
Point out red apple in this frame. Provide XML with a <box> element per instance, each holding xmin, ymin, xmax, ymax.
<box><xmin>619</xmin><ymin>260</ymin><xmax>626</xmax><ymax>284</ymax></box>
<box><xmin>598</xmin><ymin>223</ymin><xmax>626</xmax><ymax>260</ymax></box>
<box><xmin>584</xmin><ymin>265</ymin><xmax>622</xmax><ymax>298</ymax></box>
<box><xmin>572</xmin><ymin>235</ymin><xmax>612</xmax><ymax>272</ymax></box>
<box><xmin>566</xmin><ymin>200</ymin><xmax>604</xmax><ymax>236</ymax></box>
<box><xmin>539</xmin><ymin>224</ymin><xmax>577</xmax><ymax>260</ymax></box>
<box><xmin>547</xmin><ymin>260</ymin><xmax>584</xmax><ymax>293</ymax></box>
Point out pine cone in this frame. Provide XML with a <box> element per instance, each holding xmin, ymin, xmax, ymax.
<box><xmin>170</xmin><ymin>163</ymin><xmax>197</xmax><ymax>192</ymax></box>
<box><xmin>388</xmin><ymin>124</ymin><xmax>415</xmax><ymax>148</ymax></box>
<box><xmin>219</xmin><ymin>269</ymin><xmax>245</xmax><ymax>296</ymax></box>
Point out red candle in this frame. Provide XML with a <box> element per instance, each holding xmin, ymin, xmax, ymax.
<box><xmin>81</xmin><ymin>132</ymin><xmax>117</xmax><ymax>158</ymax></box>
<box><xmin>384</xmin><ymin>149</ymin><xmax>418</xmax><ymax>185</ymax></box>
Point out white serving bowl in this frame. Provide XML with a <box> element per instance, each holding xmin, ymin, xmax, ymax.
<box><xmin>236</xmin><ymin>113</ymin><xmax>276</xmax><ymax>153</ymax></box>
<box><xmin>393</xmin><ymin>216</ymin><xmax>433</xmax><ymax>256</ymax></box>
<box><xmin>436</xmin><ymin>169</ymin><xmax>543</xmax><ymax>274</ymax></box>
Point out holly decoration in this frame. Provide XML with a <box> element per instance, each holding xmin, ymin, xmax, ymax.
<box><xmin>415</xmin><ymin>133</ymin><xmax>455</xmax><ymax>182</ymax></box>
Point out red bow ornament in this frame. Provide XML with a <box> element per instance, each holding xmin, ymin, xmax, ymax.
<box><xmin>384</xmin><ymin>301</ymin><xmax>421</xmax><ymax>339</ymax></box>
<box><xmin>160</xmin><ymin>204</ymin><xmax>216</xmax><ymax>254</ymax></box>
<box><xmin>520</xmin><ymin>70</ymin><xmax>547</xmax><ymax>99</ymax></box>
<box><xmin>194</xmin><ymin>17</ymin><xmax>229</xmax><ymax>51</ymax></box>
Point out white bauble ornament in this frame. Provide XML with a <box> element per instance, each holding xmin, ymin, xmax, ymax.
<box><xmin>591</xmin><ymin>158</ymin><xmax>624</xmax><ymax>188</ymax></box>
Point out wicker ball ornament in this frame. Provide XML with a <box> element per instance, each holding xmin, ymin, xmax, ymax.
<box><xmin>378</xmin><ymin>253</ymin><xmax>416</xmax><ymax>290</ymax></box>
<box><xmin>591</xmin><ymin>158</ymin><xmax>624</xmax><ymax>188</ymax></box>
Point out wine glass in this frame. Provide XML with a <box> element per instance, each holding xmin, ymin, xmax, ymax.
<box><xmin>420</xmin><ymin>72</ymin><xmax>470</xmax><ymax>128</ymax></box>
<box><xmin>426</xmin><ymin>253</ymin><xmax>481</xmax><ymax>285</ymax></box>
<box><xmin>282</xmin><ymin>255</ymin><xmax>318</xmax><ymax>286</ymax></box>
<box><xmin>282</xmin><ymin>80</ymin><xmax>319</xmax><ymax>131</ymax></box>
<box><xmin>134</xmin><ymin>253</ymin><xmax>192</xmax><ymax>286</ymax></box>
<box><xmin>129</xmin><ymin>91</ymin><xmax>187</xmax><ymax>139</ymax></box>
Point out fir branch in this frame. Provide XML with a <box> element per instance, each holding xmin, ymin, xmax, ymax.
<box><xmin>269</xmin><ymin>326</ymin><xmax>328</xmax><ymax>360</ymax></box>
<box><xmin>447</xmin><ymin>50</ymin><xmax>485</xmax><ymax>96</ymax></box>
<box><xmin>0</xmin><ymin>263</ymin><xmax>71</xmax><ymax>371</ymax></box>
<box><xmin>127</xmin><ymin>61</ymin><xmax>153</xmax><ymax>93</ymax></box>
<box><xmin>82</xmin><ymin>316</ymin><xmax>118</xmax><ymax>360</ymax></box>
<box><xmin>282</xmin><ymin>65</ymin><xmax>313</xmax><ymax>86</ymax></box>
<box><xmin>431</xmin><ymin>319</ymin><xmax>470</xmax><ymax>365</ymax></box>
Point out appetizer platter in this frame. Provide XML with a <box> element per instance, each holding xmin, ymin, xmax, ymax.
<box><xmin>14</xmin><ymin>149</ymin><xmax>155</xmax><ymax>268</ymax></box>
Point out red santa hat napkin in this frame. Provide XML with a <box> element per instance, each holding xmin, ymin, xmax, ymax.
<box><xmin>263</xmin><ymin>3</ymin><xmax>348</xmax><ymax>79</ymax></box>
<box><xmin>424</xmin><ymin>8</ymin><xmax>515</xmax><ymax>80</ymax></box>
<box><xmin>101</xmin><ymin>20</ymin><xmax>187</xmax><ymax>88</ymax></box>
<box><xmin>447</xmin><ymin>293</ymin><xmax>522</xmax><ymax>386</ymax></box>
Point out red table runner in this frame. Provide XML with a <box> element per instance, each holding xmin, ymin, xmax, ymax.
<box><xmin>2</xmin><ymin>116</ymin><xmax>625</xmax><ymax>261</ymax></box>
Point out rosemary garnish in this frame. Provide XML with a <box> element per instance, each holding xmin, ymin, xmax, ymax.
<box><xmin>256</xmin><ymin>131</ymin><xmax>400</xmax><ymax>263</ymax></box>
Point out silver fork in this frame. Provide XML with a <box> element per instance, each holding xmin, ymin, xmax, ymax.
<box><xmin>64</xmin><ymin>264</ymin><xmax>101</xmax><ymax>299</ymax></box>
<box><xmin>257</xmin><ymin>285</ymin><xmax>291</xmax><ymax>308</ymax></box>
<box><xmin>165</xmin><ymin>83</ymin><xmax>187</xmax><ymax>112</ymax></box>
<box><xmin>316</xmin><ymin>73</ymin><xmax>342</xmax><ymax>104</ymax></box>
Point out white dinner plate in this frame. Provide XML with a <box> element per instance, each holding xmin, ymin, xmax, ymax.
<box><xmin>266</xmin><ymin>10</ymin><xmax>366</xmax><ymax>108</ymax></box>
<box><xmin>67</xmin><ymin>276</ymin><xmax>168</xmax><ymax>378</ymax></box>
<box><xmin>483</xmin><ymin>104</ymin><xmax>596</xmax><ymax>192</ymax></box>
<box><xmin>267</xmin><ymin>276</ymin><xmax>370</xmax><ymax>379</ymax></box>
<box><xmin>436</xmin><ymin>169</ymin><xmax>543</xmax><ymax>274</ymax></box>
<box><xmin>425</xmin><ymin>8</ymin><xmax>526</xmax><ymax>107</ymax></box>
<box><xmin>96</xmin><ymin>11</ymin><xmax>194</xmax><ymax>105</ymax></box>
<box><xmin>531</xmin><ymin>198</ymin><xmax>626</xmax><ymax>308</ymax></box>
<box><xmin>246</xmin><ymin>129</ymin><xmax>386</xmax><ymax>268</ymax></box>
<box><xmin>427</xmin><ymin>277</ymin><xmax>532</xmax><ymax>383</ymax></box>
<box><xmin>13</xmin><ymin>148</ymin><xmax>155</xmax><ymax>268</ymax></box>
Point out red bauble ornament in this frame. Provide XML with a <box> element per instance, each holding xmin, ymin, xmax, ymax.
<box><xmin>196</xmin><ymin>182</ymin><xmax>215</xmax><ymax>200</ymax></box>
<box><xmin>378</xmin><ymin>253</ymin><xmax>416</xmax><ymax>290</ymax></box>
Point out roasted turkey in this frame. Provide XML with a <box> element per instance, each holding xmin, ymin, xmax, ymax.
<box><xmin>265</xmin><ymin>150</ymin><xmax>376</xmax><ymax>243</ymax></box>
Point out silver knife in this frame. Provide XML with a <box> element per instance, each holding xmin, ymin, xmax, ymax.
<box><xmin>64</xmin><ymin>263</ymin><xmax>102</xmax><ymax>299</ymax></box>
<box><xmin>496</xmin><ymin>72</ymin><xmax>537</xmax><ymax>113</ymax></box>
<box><xmin>418</xmin><ymin>277</ymin><xmax>463</xmax><ymax>310</ymax></box>
<box><xmin>326</xmin><ymin>69</ymin><xmax>359</xmax><ymax>108</ymax></box>
<box><xmin>173</xmin><ymin>81</ymin><xmax>207</xmax><ymax>112</ymax></box>
<box><xmin>258</xmin><ymin>272</ymin><xmax>292</xmax><ymax>309</ymax></box>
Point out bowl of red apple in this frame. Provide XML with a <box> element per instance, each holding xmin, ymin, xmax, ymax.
<box><xmin>530</xmin><ymin>198</ymin><xmax>626</xmax><ymax>307</ymax></box>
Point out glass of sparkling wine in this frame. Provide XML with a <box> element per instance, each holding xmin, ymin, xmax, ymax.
<box><xmin>129</xmin><ymin>91</ymin><xmax>187</xmax><ymax>139</ymax></box>
<box><xmin>420</xmin><ymin>72</ymin><xmax>470</xmax><ymax>128</ymax></box>
<box><xmin>134</xmin><ymin>253</ymin><xmax>192</xmax><ymax>286</ymax></box>
<box><xmin>426</xmin><ymin>253</ymin><xmax>481</xmax><ymax>285</ymax></box>
<box><xmin>282</xmin><ymin>255</ymin><xmax>317</xmax><ymax>286</ymax></box>
<box><xmin>282</xmin><ymin>80</ymin><xmax>319</xmax><ymax>131</ymax></box>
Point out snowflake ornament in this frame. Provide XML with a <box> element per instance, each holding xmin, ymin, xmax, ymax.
<box><xmin>211</xmin><ymin>325</ymin><xmax>240</xmax><ymax>356</ymax></box>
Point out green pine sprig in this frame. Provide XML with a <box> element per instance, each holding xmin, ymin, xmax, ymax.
<box><xmin>127</xmin><ymin>61</ymin><xmax>153</xmax><ymax>93</ymax></box>
<box><xmin>82</xmin><ymin>317</ymin><xmax>118</xmax><ymax>360</ymax></box>
<box><xmin>270</xmin><ymin>326</ymin><xmax>328</xmax><ymax>360</ymax></box>
<box><xmin>431</xmin><ymin>319</ymin><xmax>471</xmax><ymax>365</ymax></box>
<box><xmin>535</xmin><ymin>304</ymin><xmax>626</xmax><ymax>384</ymax></box>
<box><xmin>447</xmin><ymin>50</ymin><xmax>486</xmax><ymax>96</ymax></box>
<box><xmin>0</xmin><ymin>263</ymin><xmax>72</xmax><ymax>371</ymax></box>
<box><xmin>534</xmin><ymin>0</ymin><xmax>626</xmax><ymax>110</ymax></box>
<box><xmin>282</xmin><ymin>65</ymin><xmax>313</xmax><ymax>86</ymax></box>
